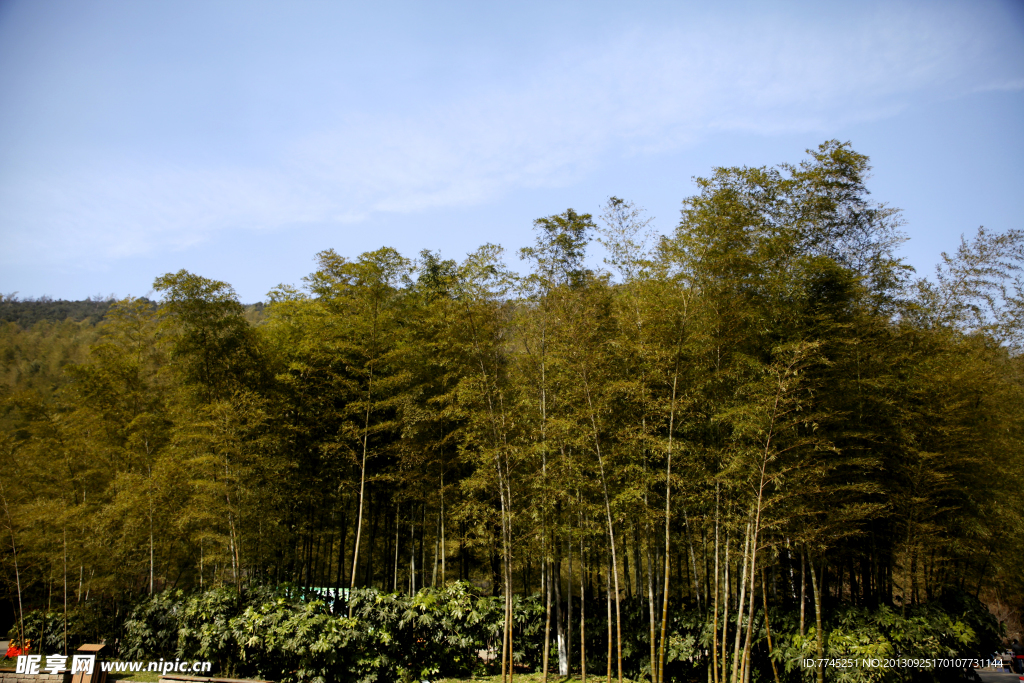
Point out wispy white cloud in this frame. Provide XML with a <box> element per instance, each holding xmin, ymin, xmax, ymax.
<box><xmin>1</xmin><ymin>1</ymin><xmax>1020</xmax><ymax>265</ymax></box>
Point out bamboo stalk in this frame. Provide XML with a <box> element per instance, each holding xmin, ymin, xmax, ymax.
<box><xmin>731</xmin><ymin>518</ymin><xmax>751</xmax><ymax>683</ymax></box>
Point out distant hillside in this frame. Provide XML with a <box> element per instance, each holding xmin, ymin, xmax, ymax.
<box><xmin>0</xmin><ymin>297</ymin><xmax>125</xmax><ymax>327</ymax></box>
<box><xmin>0</xmin><ymin>297</ymin><xmax>266</xmax><ymax>327</ymax></box>
<box><xmin>244</xmin><ymin>301</ymin><xmax>267</xmax><ymax>324</ymax></box>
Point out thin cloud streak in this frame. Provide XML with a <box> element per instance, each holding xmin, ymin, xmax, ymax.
<box><xmin>1</xmin><ymin>3</ymin><xmax>1020</xmax><ymax>266</ymax></box>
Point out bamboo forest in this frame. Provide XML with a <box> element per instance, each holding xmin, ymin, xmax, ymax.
<box><xmin>1</xmin><ymin>142</ymin><xmax>1021</xmax><ymax>683</ymax></box>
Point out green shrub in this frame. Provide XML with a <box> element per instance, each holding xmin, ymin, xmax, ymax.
<box><xmin>773</xmin><ymin>602</ymin><xmax>981</xmax><ymax>683</ymax></box>
<box><xmin>7</xmin><ymin>603</ymin><xmax>117</xmax><ymax>655</ymax></box>
<box><xmin>118</xmin><ymin>584</ymin><xmax>998</xmax><ymax>683</ymax></box>
<box><xmin>119</xmin><ymin>582</ymin><xmax>540</xmax><ymax>683</ymax></box>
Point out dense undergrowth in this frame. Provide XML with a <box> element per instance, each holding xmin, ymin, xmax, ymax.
<box><xmin>7</xmin><ymin>582</ymin><xmax>1000</xmax><ymax>683</ymax></box>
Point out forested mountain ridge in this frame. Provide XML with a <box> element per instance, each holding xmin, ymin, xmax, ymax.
<box><xmin>0</xmin><ymin>301</ymin><xmax>265</xmax><ymax>400</ymax></box>
<box><xmin>1</xmin><ymin>142</ymin><xmax>1021</xmax><ymax>683</ymax></box>
<box><xmin>0</xmin><ymin>296</ymin><xmax>123</xmax><ymax>327</ymax></box>
<box><xmin>0</xmin><ymin>296</ymin><xmax>267</xmax><ymax>328</ymax></box>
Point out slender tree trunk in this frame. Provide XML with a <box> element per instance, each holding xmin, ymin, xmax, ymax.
<box><xmin>644</xmin><ymin>465</ymin><xmax>658</xmax><ymax>683</ymax></box>
<box><xmin>149</xmin><ymin>465</ymin><xmax>155</xmax><ymax>595</ymax></box>
<box><xmin>348</xmin><ymin>363</ymin><xmax>374</xmax><ymax>617</ymax></box>
<box><xmin>538</xmin><ymin>327</ymin><xmax>550</xmax><ymax>678</ymax></box>
<box><xmin>762</xmin><ymin>568</ymin><xmax>780</xmax><ymax>683</ymax></box>
<box><xmin>658</xmin><ymin>343</ymin><xmax>684</xmax><ymax>683</ymax></box>
<box><xmin>470</xmin><ymin>345</ymin><xmax>514</xmax><ymax>683</ymax></box>
<box><xmin>638</xmin><ymin>450</ymin><xmax>655</xmax><ymax>683</ymax></box>
<box><xmin>506</xmin><ymin>512</ymin><xmax>514</xmax><ymax>683</ymax></box>
<box><xmin>580</xmin><ymin>533</ymin><xmax>587</xmax><ymax>683</ymax></box>
<box><xmin>568</xmin><ymin>533</ymin><xmax>574</xmax><ymax>674</ymax></box>
<box><xmin>583</xmin><ymin>379</ymin><xmax>623</xmax><ymax>683</ymax></box>
<box><xmin>392</xmin><ymin>509</ymin><xmax>400</xmax><ymax>592</ymax></box>
<box><xmin>684</xmin><ymin>507</ymin><xmax>702</xmax><ymax>616</ymax></box>
<box><xmin>497</xmin><ymin>475</ymin><xmax>509</xmax><ymax>683</ymax></box>
<box><xmin>721</xmin><ymin>524</ymin><xmax>730</xmax><ymax>682</ymax></box>
<box><xmin>63</xmin><ymin>524</ymin><xmax>68</xmax><ymax>656</ymax></box>
<box><xmin>624</xmin><ymin>532</ymin><xmax>632</xmax><ymax>600</ymax></box>
<box><xmin>311</xmin><ymin>510</ymin><xmax>324</xmax><ymax>587</ymax></box>
<box><xmin>539</xmin><ymin>358</ymin><xmax>550</xmax><ymax>681</ymax></box>
<box><xmin>0</xmin><ymin>479</ymin><xmax>25</xmax><ymax>648</ymax></box>
<box><xmin>740</xmin><ymin>571</ymin><xmax>756</xmax><ymax>683</ymax></box>
<box><xmin>419</xmin><ymin>504</ymin><xmax>427</xmax><ymax>593</ymax></box>
<box><xmin>324</xmin><ymin>506</ymin><xmax>336</xmax><ymax>590</ymax></box>
<box><xmin>431</xmin><ymin>512</ymin><xmax>440</xmax><ymax>587</ymax></box>
<box><xmin>911</xmin><ymin>544</ymin><xmax>919</xmax><ymax>605</ymax></box>
<box><xmin>543</xmin><ymin>558</ymin><xmax>552</xmax><ymax>683</ymax></box>
<box><xmin>555</xmin><ymin>554</ymin><xmax>568</xmax><ymax>676</ymax></box>
<box><xmin>634</xmin><ymin>523</ymin><xmax>642</xmax><ymax>603</ymax></box>
<box><xmin>800</xmin><ymin>547</ymin><xmax>806</xmax><ymax>637</ymax></box>
<box><xmin>703</xmin><ymin>527</ymin><xmax>710</xmax><ymax>609</ymax></box>
<box><xmin>712</xmin><ymin>485</ymin><xmax>720</xmax><ymax>683</ymax></box>
<box><xmin>974</xmin><ymin>553</ymin><xmax>991</xmax><ymax>599</ymax></box>
<box><xmin>336</xmin><ymin>492</ymin><xmax>349</xmax><ymax>591</ymax></box>
<box><xmin>731</xmin><ymin>519</ymin><xmax>751</xmax><ymax>683</ymax></box>
<box><xmin>223</xmin><ymin>451</ymin><xmax>242</xmax><ymax>593</ymax></box>
<box><xmin>42</xmin><ymin>573</ymin><xmax>52</xmax><ymax>653</ymax></box>
<box><xmin>410</xmin><ymin>517</ymin><xmax>416</xmax><ymax>595</ymax></box>
<box><xmin>607</xmin><ymin>555</ymin><xmax>613</xmax><ymax>683</ymax></box>
<box><xmin>506</xmin><ymin>580</ymin><xmax>514</xmax><ymax>683</ymax></box>
<box><xmin>810</xmin><ymin>552</ymin><xmax>824</xmax><ymax>683</ymax></box>
<box><xmin>740</xmin><ymin>503</ymin><xmax>763</xmax><ymax>683</ymax></box>
<box><xmin>440</xmin><ymin>472</ymin><xmax>446</xmax><ymax>586</ymax></box>
<box><xmin>740</xmin><ymin>367</ymin><xmax>787</xmax><ymax>683</ymax></box>
<box><xmin>499</xmin><ymin>461</ymin><xmax>515</xmax><ymax>683</ymax></box>
<box><xmin>646</xmin><ymin>525</ymin><xmax>658</xmax><ymax>683</ymax></box>
<box><xmin>365</xmin><ymin>489</ymin><xmax>380</xmax><ymax>588</ymax></box>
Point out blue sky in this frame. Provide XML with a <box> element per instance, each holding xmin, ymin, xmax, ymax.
<box><xmin>1</xmin><ymin>0</ymin><xmax>1022</xmax><ymax>302</ymax></box>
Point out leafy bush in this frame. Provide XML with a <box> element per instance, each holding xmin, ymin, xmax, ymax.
<box><xmin>235</xmin><ymin>598</ymin><xmax>363</xmax><ymax>683</ymax></box>
<box><xmin>120</xmin><ymin>582</ymin><xmax>542</xmax><ymax>683</ymax></box>
<box><xmin>176</xmin><ymin>586</ymin><xmax>247</xmax><ymax>675</ymax></box>
<box><xmin>7</xmin><ymin>603</ymin><xmax>117</xmax><ymax>654</ymax></box>
<box><xmin>773</xmin><ymin>601</ymin><xmax>982</xmax><ymax>683</ymax></box>
<box><xmin>121</xmin><ymin>590</ymin><xmax>184</xmax><ymax>661</ymax></box>
<box><xmin>116</xmin><ymin>584</ymin><xmax>999</xmax><ymax>683</ymax></box>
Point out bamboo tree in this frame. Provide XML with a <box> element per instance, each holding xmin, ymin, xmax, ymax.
<box><xmin>0</xmin><ymin>467</ymin><xmax>25</xmax><ymax>649</ymax></box>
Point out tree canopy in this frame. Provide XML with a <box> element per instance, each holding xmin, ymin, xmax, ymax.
<box><xmin>1</xmin><ymin>141</ymin><xmax>1020</xmax><ymax>683</ymax></box>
